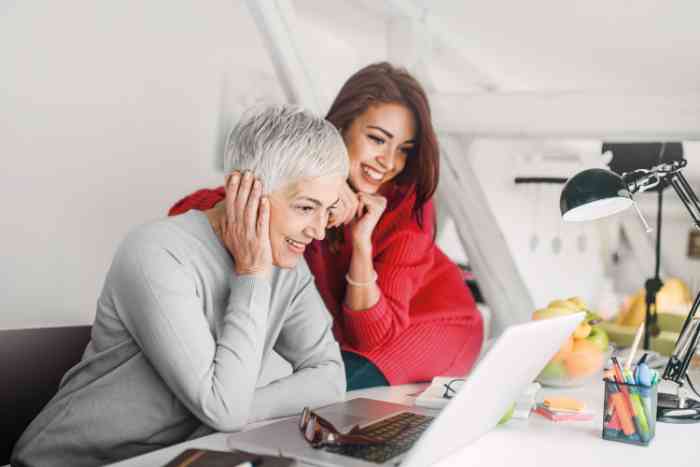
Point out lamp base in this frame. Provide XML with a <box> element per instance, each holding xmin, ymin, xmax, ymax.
<box><xmin>657</xmin><ymin>392</ymin><xmax>700</xmax><ymax>423</ymax></box>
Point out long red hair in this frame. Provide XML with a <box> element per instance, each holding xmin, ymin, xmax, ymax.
<box><xmin>325</xmin><ymin>62</ymin><xmax>439</xmax><ymax>228</ymax></box>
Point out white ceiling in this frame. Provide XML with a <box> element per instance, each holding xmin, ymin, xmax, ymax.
<box><xmin>414</xmin><ymin>0</ymin><xmax>700</xmax><ymax>93</ymax></box>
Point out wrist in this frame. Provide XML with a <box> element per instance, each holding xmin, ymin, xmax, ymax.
<box><xmin>345</xmin><ymin>270</ymin><xmax>378</xmax><ymax>288</ymax></box>
<box><xmin>235</xmin><ymin>266</ymin><xmax>272</xmax><ymax>280</ymax></box>
<box><xmin>352</xmin><ymin>239</ymin><xmax>372</xmax><ymax>256</ymax></box>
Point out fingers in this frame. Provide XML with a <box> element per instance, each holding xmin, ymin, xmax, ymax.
<box><xmin>349</xmin><ymin>193</ymin><xmax>386</xmax><ymax>246</ymax></box>
<box><xmin>257</xmin><ymin>196</ymin><xmax>270</xmax><ymax>239</ymax></box>
<box><xmin>354</xmin><ymin>193</ymin><xmax>387</xmax><ymax>222</ymax></box>
<box><xmin>355</xmin><ymin>195</ymin><xmax>366</xmax><ymax>219</ymax></box>
<box><xmin>236</xmin><ymin>171</ymin><xmax>254</xmax><ymax>218</ymax></box>
<box><xmin>245</xmin><ymin>179</ymin><xmax>262</xmax><ymax>237</ymax></box>
<box><xmin>329</xmin><ymin>182</ymin><xmax>360</xmax><ymax>228</ymax></box>
<box><xmin>225</xmin><ymin>171</ymin><xmax>263</xmax><ymax>235</ymax></box>
<box><xmin>224</xmin><ymin>171</ymin><xmax>241</xmax><ymax>223</ymax></box>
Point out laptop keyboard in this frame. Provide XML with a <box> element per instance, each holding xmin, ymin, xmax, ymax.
<box><xmin>324</xmin><ymin>412</ymin><xmax>434</xmax><ymax>464</ymax></box>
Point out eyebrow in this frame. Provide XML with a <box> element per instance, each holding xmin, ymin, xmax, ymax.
<box><xmin>297</xmin><ymin>196</ymin><xmax>321</xmax><ymax>207</ymax></box>
<box><xmin>296</xmin><ymin>196</ymin><xmax>341</xmax><ymax>208</ymax></box>
<box><xmin>367</xmin><ymin>125</ymin><xmax>416</xmax><ymax>145</ymax></box>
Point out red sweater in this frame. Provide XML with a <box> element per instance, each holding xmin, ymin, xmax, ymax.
<box><xmin>169</xmin><ymin>187</ymin><xmax>483</xmax><ymax>384</ymax></box>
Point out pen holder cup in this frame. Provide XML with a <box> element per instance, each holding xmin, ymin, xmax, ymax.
<box><xmin>602</xmin><ymin>378</ymin><xmax>657</xmax><ymax>446</ymax></box>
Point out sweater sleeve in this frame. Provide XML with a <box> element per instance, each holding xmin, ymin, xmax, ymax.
<box><xmin>248</xmin><ymin>267</ymin><xmax>345</xmax><ymax>422</ymax></box>
<box><xmin>108</xmin><ymin>230</ymin><xmax>270</xmax><ymax>432</ymax></box>
<box><xmin>341</xmin><ymin>213</ymin><xmax>435</xmax><ymax>352</ymax></box>
<box><xmin>168</xmin><ymin>187</ymin><xmax>225</xmax><ymax>216</ymax></box>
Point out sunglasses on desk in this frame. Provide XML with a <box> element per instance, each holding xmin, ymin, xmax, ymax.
<box><xmin>298</xmin><ymin>407</ymin><xmax>398</xmax><ymax>449</ymax></box>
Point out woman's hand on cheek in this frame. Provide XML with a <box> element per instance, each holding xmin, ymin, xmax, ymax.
<box><xmin>349</xmin><ymin>192</ymin><xmax>387</xmax><ymax>250</ymax></box>
<box><xmin>221</xmin><ymin>171</ymin><xmax>273</xmax><ymax>280</ymax></box>
<box><xmin>328</xmin><ymin>181</ymin><xmax>359</xmax><ymax>228</ymax></box>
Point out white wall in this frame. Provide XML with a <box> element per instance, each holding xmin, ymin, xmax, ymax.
<box><xmin>0</xmin><ymin>0</ymin><xmax>285</xmax><ymax>329</ymax></box>
<box><xmin>434</xmin><ymin>141</ymin><xmax>700</xmax><ymax>318</ymax></box>
<box><xmin>462</xmin><ymin>139</ymin><xmax>610</xmax><ymax>310</ymax></box>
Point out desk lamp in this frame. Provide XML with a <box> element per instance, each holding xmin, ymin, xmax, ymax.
<box><xmin>560</xmin><ymin>159</ymin><xmax>700</xmax><ymax>423</ymax></box>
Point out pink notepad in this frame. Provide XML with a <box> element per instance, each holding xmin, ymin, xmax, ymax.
<box><xmin>534</xmin><ymin>404</ymin><xmax>594</xmax><ymax>422</ymax></box>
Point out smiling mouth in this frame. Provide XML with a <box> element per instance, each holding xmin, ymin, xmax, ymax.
<box><xmin>286</xmin><ymin>238</ymin><xmax>307</xmax><ymax>251</ymax></box>
<box><xmin>361</xmin><ymin>164</ymin><xmax>384</xmax><ymax>182</ymax></box>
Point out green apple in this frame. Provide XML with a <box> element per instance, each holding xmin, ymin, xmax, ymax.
<box><xmin>498</xmin><ymin>402</ymin><xmax>516</xmax><ymax>425</ymax></box>
<box><xmin>538</xmin><ymin>361</ymin><xmax>567</xmax><ymax>380</ymax></box>
<box><xmin>585</xmin><ymin>326</ymin><xmax>609</xmax><ymax>352</ymax></box>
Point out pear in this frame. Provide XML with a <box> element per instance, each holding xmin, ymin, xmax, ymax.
<box><xmin>616</xmin><ymin>290</ymin><xmax>644</xmax><ymax>325</ymax></box>
<box><xmin>547</xmin><ymin>299</ymin><xmax>579</xmax><ymax>310</ymax></box>
<box><xmin>533</xmin><ymin>306</ymin><xmax>579</xmax><ymax>321</ymax></box>
<box><xmin>573</xmin><ymin>322</ymin><xmax>592</xmax><ymax>339</ymax></box>
<box><xmin>622</xmin><ymin>293</ymin><xmax>647</xmax><ymax>327</ymax></box>
<box><xmin>566</xmin><ymin>296</ymin><xmax>588</xmax><ymax>310</ymax></box>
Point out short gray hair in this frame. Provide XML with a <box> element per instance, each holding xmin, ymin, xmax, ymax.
<box><xmin>223</xmin><ymin>104</ymin><xmax>349</xmax><ymax>193</ymax></box>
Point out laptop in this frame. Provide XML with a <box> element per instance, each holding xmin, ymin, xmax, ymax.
<box><xmin>227</xmin><ymin>313</ymin><xmax>584</xmax><ymax>467</ymax></box>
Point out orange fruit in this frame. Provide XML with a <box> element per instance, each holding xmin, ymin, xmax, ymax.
<box><xmin>551</xmin><ymin>335</ymin><xmax>574</xmax><ymax>363</ymax></box>
<box><xmin>564</xmin><ymin>339</ymin><xmax>604</xmax><ymax>378</ymax></box>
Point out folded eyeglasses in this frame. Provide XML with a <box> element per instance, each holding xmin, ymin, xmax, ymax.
<box><xmin>298</xmin><ymin>407</ymin><xmax>402</xmax><ymax>449</ymax></box>
<box><xmin>442</xmin><ymin>378</ymin><xmax>465</xmax><ymax>399</ymax></box>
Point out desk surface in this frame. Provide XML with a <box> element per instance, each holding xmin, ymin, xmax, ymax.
<box><xmin>108</xmin><ymin>377</ymin><xmax>700</xmax><ymax>467</ymax></box>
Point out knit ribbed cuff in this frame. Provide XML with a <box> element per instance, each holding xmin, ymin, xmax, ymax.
<box><xmin>342</xmin><ymin>295</ymin><xmax>393</xmax><ymax>351</ymax></box>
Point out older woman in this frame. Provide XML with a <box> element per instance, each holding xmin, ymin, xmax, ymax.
<box><xmin>12</xmin><ymin>105</ymin><xmax>348</xmax><ymax>467</ymax></box>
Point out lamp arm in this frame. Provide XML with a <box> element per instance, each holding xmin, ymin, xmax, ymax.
<box><xmin>623</xmin><ymin>168</ymin><xmax>662</xmax><ymax>193</ymax></box>
<box><xmin>655</xmin><ymin>162</ymin><xmax>700</xmax><ymax>385</ymax></box>
<box><xmin>668</xmin><ymin>171</ymin><xmax>700</xmax><ymax>229</ymax></box>
<box><xmin>621</xmin><ymin>159</ymin><xmax>700</xmax><ymax>385</ymax></box>
<box><xmin>622</xmin><ymin>160</ymin><xmax>700</xmax><ymax>229</ymax></box>
<box><xmin>663</xmin><ymin>292</ymin><xmax>700</xmax><ymax>384</ymax></box>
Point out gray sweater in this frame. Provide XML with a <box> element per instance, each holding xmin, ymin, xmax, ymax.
<box><xmin>12</xmin><ymin>211</ymin><xmax>345</xmax><ymax>467</ymax></box>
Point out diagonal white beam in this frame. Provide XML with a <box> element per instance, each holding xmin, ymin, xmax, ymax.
<box><xmin>386</xmin><ymin>15</ymin><xmax>436</xmax><ymax>92</ymax></box>
<box><xmin>431</xmin><ymin>92</ymin><xmax>700</xmax><ymax>140</ymax></box>
<box><xmin>436</xmin><ymin>134</ymin><xmax>534</xmax><ymax>336</ymax></box>
<box><xmin>245</xmin><ymin>0</ymin><xmax>321</xmax><ymax>113</ymax></box>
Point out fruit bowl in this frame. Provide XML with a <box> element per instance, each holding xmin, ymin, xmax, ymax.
<box><xmin>537</xmin><ymin>343</ymin><xmax>612</xmax><ymax>388</ymax></box>
<box><xmin>533</xmin><ymin>296</ymin><xmax>613</xmax><ymax>388</ymax></box>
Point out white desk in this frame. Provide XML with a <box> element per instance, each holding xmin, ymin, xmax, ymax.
<box><xmin>108</xmin><ymin>378</ymin><xmax>700</xmax><ymax>467</ymax></box>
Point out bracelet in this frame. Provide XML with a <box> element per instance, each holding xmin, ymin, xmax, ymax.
<box><xmin>345</xmin><ymin>271</ymin><xmax>378</xmax><ymax>288</ymax></box>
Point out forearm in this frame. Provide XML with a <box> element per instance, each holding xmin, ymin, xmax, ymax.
<box><xmin>248</xmin><ymin>343</ymin><xmax>345</xmax><ymax>422</ymax></box>
<box><xmin>344</xmin><ymin>243</ymin><xmax>381</xmax><ymax>310</ymax></box>
<box><xmin>197</xmin><ymin>276</ymin><xmax>270</xmax><ymax>428</ymax></box>
<box><xmin>252</xmin><ymin>271</ymin><xmax>346</xmax><ymax>423</ymax></box>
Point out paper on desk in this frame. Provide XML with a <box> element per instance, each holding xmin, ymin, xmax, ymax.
<box><xmin>414</xmin><ymin>377</ymin><xmax>540</xmax><ymax>418</ymax></box>
<box><xmin>413</xmin><ymin>377</ymin><xmax>458</xmax><ymax>409</ymax></box>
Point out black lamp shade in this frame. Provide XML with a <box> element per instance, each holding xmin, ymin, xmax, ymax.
<box><xmin>560</xmin><ymin>168</ymin><xmax>634</xmax><ymax>222</ymax></box>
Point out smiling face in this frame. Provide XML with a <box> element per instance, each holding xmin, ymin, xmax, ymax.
<box><xmin>343</xmin><ymin>103</ymin><xmax>416</xmax><ymax>194</ymax></box>
<box><xmin>267</xmin><ymin>174</ymin><xmax>344</xmax><ymax>268</ymax></box>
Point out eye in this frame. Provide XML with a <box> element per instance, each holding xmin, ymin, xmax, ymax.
<box><xmin>368</xmin><ymin>134</ymin><xmax>385</xmax><ymax>145</ymax></box>
<box><xmin>400</xmin><ymin>146</ymin><xmax>413</xmax><ymax>156</ymax></box>
<box><xmin>295</xmin><ymin>205</ymin><xmax>315</xmax><ymax>214</ymax></box>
